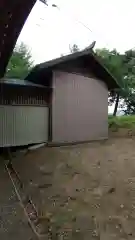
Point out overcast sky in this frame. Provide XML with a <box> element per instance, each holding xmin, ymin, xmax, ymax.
<box><xmin>17</xmin><ymin>0</ymin><xmax>135</xmax><ymax>64</ymax></box>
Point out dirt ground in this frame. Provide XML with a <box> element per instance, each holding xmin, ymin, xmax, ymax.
<box><xmin>12</xmin><ymin>138</ymin><xmax>135</xmax><ymax>239</ymax></box>
<box><xmin>0</xmin><ymin>160</ymin><xmax>37</xmax><ymax>240</ymax></box>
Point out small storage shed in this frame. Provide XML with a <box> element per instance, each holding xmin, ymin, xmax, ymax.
<box><xmin>0</xmin><ymin>79</ymin><xmax>50</xmax><ymax>147</ymax></box>
<box><xmin>26</xmin><ymin>49</ymin><xmax>118</xmax><ymax>145</ymax></box>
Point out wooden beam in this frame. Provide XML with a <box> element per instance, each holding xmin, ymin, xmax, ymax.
<box><xmin>0</xmin><ymin>0</ymin><xmax>36</xmax><ymax>78</ymax></box>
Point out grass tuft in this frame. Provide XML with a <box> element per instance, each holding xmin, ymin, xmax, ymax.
<box><xmin>108</xmin><ymin>115</ymin><xmax>135</xmax><ymax>129</ymax></box>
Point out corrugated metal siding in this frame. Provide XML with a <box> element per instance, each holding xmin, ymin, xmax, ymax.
<box><xmin>52</xmin><ymin>71</ymin><xmax>108</xmax><ymax>143</ymax></box>
<box><xmin>0</xmin><ymin>105</ymin><xmax>48</xmax><ymax>147</ymax></box>
<box><xmin>0</xmin><ymin>95</ymin><xmax>47</xmax><ymax>105</ymax></box>
<box><xmin>0</xmin><ymin>87</ymin><xmax>48</xmax><ymax>106</ymax></box>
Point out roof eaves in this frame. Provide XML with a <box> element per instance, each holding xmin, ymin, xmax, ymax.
<box><xmin>38</xmin><ymin>48</ymin><xmax>94</xmax><ymax>70</ymax></box>
<box><xmin>91</xmin><ymin>51</ymin><xmax>120</xmax><ymax>89</ymax></box>
<box><xmin>0</xmin><ymin>78</ymin><xmax>49</xmax><ymax>88</ymax></box>
<box><xmin>26</xmin><ymin>49</ymin><xmax>119</xmax><ymax>90</ymax></box>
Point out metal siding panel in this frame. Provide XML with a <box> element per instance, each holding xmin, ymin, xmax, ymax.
<box><xmin>52</xmin><ymin>71</ymin><xmax>108</xmax><ymax>143</ymax></box>
<box><xmin>0</xmin><ymin>106</ymin><xmax>48</xmax><ymax>147</ymax></box>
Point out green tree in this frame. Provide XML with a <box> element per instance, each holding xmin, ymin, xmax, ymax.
<box><xmin>96</xmin><ymin>48</ymin><xmax>130</xmax><ymax>116</ymax></box>
<box><xmin>5</xmin><ymin>43</ymin><xmax>33</xmax><ymax>79</ymax></box>
<box><xmin>121</xmin><ymin>49</ymin><xmax>135</xmax><ymax>114</ymax></box>
<box><xmin>69</xmin><ymin>44</ymin><xmax>79</xmax><ymax>53</ymax></box>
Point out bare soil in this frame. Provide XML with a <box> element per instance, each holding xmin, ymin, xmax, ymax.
<box><xmin>12</xmin><ymin>138</ymin><xmax>135</xmax><ymax>239</ymax></box>
<box><xmin>0</xmin><ymin>160</ymin><xmax>37</xmax><ymax>240</ymax></box>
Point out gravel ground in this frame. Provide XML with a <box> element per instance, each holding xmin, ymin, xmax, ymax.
<box><xmin>0</xmin><ymin>159</ymin><xmax>37</xmax><ymax>240</ymax></box>
<box><xmin>12</xmin><ymin>138</ymin><xmax>135</xmax><ymax>239</ymax></box>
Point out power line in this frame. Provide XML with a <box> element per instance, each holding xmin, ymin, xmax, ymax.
<box><xmin>37</xmin><ymin>2</ymin><xmax>135</xmax><ymax>53</ymax></box>
<box><xmin>35</xmin><ymin>2</ymin><xmax>110</xmax><ymax>48</ymax></box>
<box><xmin>40</xmin><ymin>0</ymin><xmax>48</xmax><ymax>5</ymax></box>
<box><xmin>51</xmin><ymin>4</ymin><xmax>111</xmax><ymax>49</ymax></box>
<box><xmin>52</xmin><ymin>4</ymin><xmax>93</xmax><ymax>33</ymax></box>
<box><xmin>52</xmin><ymin>4</ymin><xmax>93</xmax><ymax>32</ymax></box>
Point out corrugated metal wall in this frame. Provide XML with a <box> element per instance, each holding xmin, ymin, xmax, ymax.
<box><xmin>0</xmin><ymin>85</ymin><xmax>48</xmax><ymax>106</ymax></box>
<box><xmin>0</xmin><ymin>105</ymin><xmax>48</xmax><ymax>147</ymax></box>
<box><xmin>52</xmin><ymin>71</ymin><xmax>108</xmax><ymax>143</ymax></box>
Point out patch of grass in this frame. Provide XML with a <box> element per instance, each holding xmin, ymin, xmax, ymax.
<box><xmin>108</xmin><ymin>115</ymin><xmax>135</xmax><ymax>129</ymax></box>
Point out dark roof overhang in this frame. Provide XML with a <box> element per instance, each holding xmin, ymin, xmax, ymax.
<box><xmin>0</xmin><ymin>0</ymin><xmax>36</xmax><ymax>78</ymax></box>
<box><xmin>26</xmin><ymin>49</ymin><xmax>119</xmax><ymax>90</ymax></box>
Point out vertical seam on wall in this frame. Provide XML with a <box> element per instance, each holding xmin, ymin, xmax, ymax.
<box><xmin>48</xmin><ymin>71</ymin><xmax>53</xmax><ymax>142</ymax></box>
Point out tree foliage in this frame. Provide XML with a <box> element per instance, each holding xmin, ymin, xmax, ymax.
<box><xmin>96</xmin><ymin>48</ymin><xmax>135</xmax><ymax>115</ymax></box>
<box><xmin>69</xmin><ymin>44</ymin><xmax>79</xmax><ymax>53</ymax></box>
<box><xmin>5</xmin><ymin>43</ymin><xmax>33</xmax><ymax>79</ymax></box>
